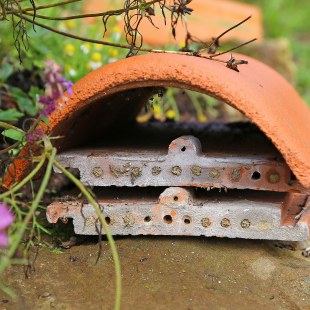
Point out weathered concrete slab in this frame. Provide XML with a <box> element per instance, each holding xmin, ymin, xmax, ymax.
<box><xmin>47</xmin><ymin>187</ymin><xmax>310</xmax><ymax>241</ymax></box>
<box><xmin>54</xmin><ymin>135</ymin><xmax>307</xmax><ymax>193</ymax></box>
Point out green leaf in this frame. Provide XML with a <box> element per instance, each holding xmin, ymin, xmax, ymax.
<box><xmin>29</xmin><ymin>86</ymin><xmax>43</xmax><ymax>102</ymax></box>
<box><xmin>10</xmin><ymin>87</ymin><xmax>38</xmax><ymax>116</ymax></box>
<box><xmin>2</xmin><ymin>129</ymin><xmax>24</xmax><ymax>141</ymax></box>
<box><xmin>40</xmin><ymin>115</ymin><xmax>50</xmax><ymax>126</ymax></box>
<box><xmin>0</xmin><ymin>63</ymin><xmax>14</xmax><ymax>83</ymax></box>
<box><xmin>0</xmin><ymin>109</ymin><xmax>24</xmax><ymax>122</ymax></box>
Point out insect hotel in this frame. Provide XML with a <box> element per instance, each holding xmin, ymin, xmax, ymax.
<box><xmin>5</xmin><ymin>53</ymin><xmax>310</xmax><ymax>241</ymax></box>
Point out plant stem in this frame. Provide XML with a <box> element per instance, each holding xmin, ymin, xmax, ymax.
<box><xmin>21</xmin><ymin>0</ymin><xmax>82</xmax><ymax>12</ymax></box>
<box><xmin>166</xmin><ymin>88</ymin><xmax>180</xmax><ymax>121</ymax></box>
<box><xmin>0</xmin><ymin>154</ymin><xmax>46</xmax><ymax>199</ymax></box>
<box><xmin>201</xmin><ymin>15</ymin><xmax>252</xmax><ymax>53</ymax></box>
<box><xmin>17</xmin><ymin>0</ymin><xmax>162</xmax><ymax>20</ymax></box>
<box><xmin>0</xmin><ymin>141</ymin><xmax>21</xmax><ymax>155</ymax></box>
<box><xmin>52</xmin><ymin>159</ymin><xmax>122</xmax><ymax>310</ymax></box>
<box><xmin>0</xmin><ymin>121</ymin><xmax>25</xmax><ymax>133</ymax></box>
<box><xmin>210</xmin><ymin>38</ymin><xmax>257</xmax><ymax>58</ymax></box>
<box><xmin>185</xmin><ymin>90</ymin><xmax>204</xmax><ymax>119</ymax></box>
<box><xmin>0</xmin><ymin>148</ymin><xmax>55</xmax><ymax>274</ymax></box>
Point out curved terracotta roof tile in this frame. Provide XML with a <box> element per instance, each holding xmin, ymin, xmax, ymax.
<box><xmin>3</xmin><ymin>53</ymin><xmax>310</xmax><ymax>188</ymax></box>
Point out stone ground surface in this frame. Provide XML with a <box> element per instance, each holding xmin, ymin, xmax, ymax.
<box><xmin>1</xmin><ymin>237</ymin><xmax>310</xmax><ymax>310</ymax></box>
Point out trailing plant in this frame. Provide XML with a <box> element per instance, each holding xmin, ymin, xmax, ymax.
<box><xmin>0</xmin><ymin>60</ymin><xmax>122</xmax><ymax>308</ymax></box>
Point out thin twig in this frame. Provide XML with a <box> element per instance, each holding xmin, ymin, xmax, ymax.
<box><xmin>14</xmin><ymin>12</ymin><xmax>227</xmax><ymax>63</ymax></box>
<box><xmin>209</xmin><ymin>38</ymin><xmax>257</xmax><ymax>58</ymax></box>
<box><xmin>20</xmin><ymin>0</ymin><xmax>82</xmax><ymax>12</ymax></box>
<box><xmin>0</xmin><ymin>121</ymin><xmax>25</xmax><ymax>133</ymax></box>
<box><xmin>101</xmin><ymin>0</ymin><xmax>161</xmax><ymax>18</ymax></box>
<box><xmin>0</xmin><ymin>141</ymin><xmax>21</xmax><ymax>155</ymax></box>
<box><xmin>12</xmin><ymin>0</ymin><xmax>161</xmax><ymax>19</ymax></box>
<box><xmin>201</xmin><ymin>15</ymin><xmax>252</xmax><ymax>52</ymax></box>
<box><xmin>0</xmin><ymin>155</ymin><xmax>46</xmax><ymax>199</ymax></box>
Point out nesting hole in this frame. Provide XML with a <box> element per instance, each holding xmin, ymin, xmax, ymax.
<box><xmin>181</xmin><ymin>146</ymin><xmax>186</xmax><ymax>152</ymax></box>
<box><xmin>173</xmin><ymin>196</ymin><xmax>179</xmax><ymax>201</ymax></box>
<box><xmin>163</xmin><ymin>215</ymin><xmax>173</xmax><ymax>224</ymax></box>
<box><xmin>251</xmin><ymin>171</ymin><xmax>261</xmax><ymax>180</ymax></box>
<box><xmin>183</xmin><ymin>216</ymin><xmax>191</xmax><ymax>224</ymax></box>
<box><xmin>105</xmin><ymin>216</ymin><xmax>111</xmax><ymax>224</ymax></box>
<box><xmin>144</xmin><ymin>216</ymin><xmax>152</xmax><ymax>223</ymax></box>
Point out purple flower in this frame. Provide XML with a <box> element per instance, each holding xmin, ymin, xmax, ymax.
<box><xmin>25</xmin><ymin>128</ymin><xmax>45</xmax><ymax>143</ymax></box>
<box><xmin>27</xmin><ymin>61</ymin><xmax>75</xmax><ymax>143</ymax></box>
<box><xmin>63</xmin><ymin>80</ymin><xmax>74</xmax><ymax>95</ymax></box>
<box><xmin>38</xmin><ymin>60</ymin><xmax>74</xmax><ymax>117</ymax></box>
<box><xmin>38</xmin><ymin>95</ymin><xmax>57</xmax><ymax>117</ymax></box>
<box><xmin>0</xmin><ymin>203</ymin><xmax>14</xmax><ymax>248</ymax></box>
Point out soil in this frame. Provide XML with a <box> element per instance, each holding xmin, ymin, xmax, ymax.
<box><xmin>1</xmin><ymin>236</ymin><xmax>309</xmax><ymax>310</ymax></box>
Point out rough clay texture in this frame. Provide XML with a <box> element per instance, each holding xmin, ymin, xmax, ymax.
<box><xmin>4</xmin><ymin>53</ymin><xmax>310</xmax><ymax>188</ymax></box>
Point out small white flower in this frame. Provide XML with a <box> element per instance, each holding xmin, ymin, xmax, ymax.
<box><xmin>80</xmin><ymin>44</ymin><xmax>90</xmax><ymax>54</ymax></box>
<box><xmin>69</xmin><ymin>69</ymin><xmax>76</xmax><ymax>77</ymax></box>
<box><xmin>108</xmin><ymin>58</ymin><xmax>117</xmax><ymax>64</ymax></box>
<box><xmin>58</xmin><ymin>22</ymin><xmax>67</xmax><ymax>32</ymax></box>
<box><xmin>89</xmin><ymin>61</ymin><xmax>102</xmax><ymax>70</ymax></box>
<box><xmin>113</xmin><ymin>33</ymin><xmax>121</xmax><ymax>42</ymax></box>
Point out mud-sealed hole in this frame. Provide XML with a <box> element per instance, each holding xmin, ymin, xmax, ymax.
<box><xmin>163</xmin><ymin>215</ymin><xmax>173</xmax><ymax>224</ymax></box>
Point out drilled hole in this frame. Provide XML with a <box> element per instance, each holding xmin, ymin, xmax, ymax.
<box><xmin>251</xmin><ymin>171</ymin><xmax>261</xmax><ymax>180</ymax></box>
<box><xmin>173</xmin><ymin>196</ymin><xmax>178</xmax><ymax>201</ymax></box>
<box><xmin>144</xmin><ymin>216</ymin><xmax>152</xmax><ymax>222</ymax></box>
<box><xmin>183</xmin><ymin>216</ymin><xmax>191</xmax><ymax>224</ymax></box>
<box><xmin>105</xmin><ymin>216</ymin><xmax>111</xmax><ymax>224</ymax></box>
<box><xmin>181</xmin><ymin>146</ymin><xmax>186</xmax><ymax>152</ymax></box>
<box><xmin>163</xmin><ymin>215</ymin><xmax>173</xmax><ymax>224</ymax></box>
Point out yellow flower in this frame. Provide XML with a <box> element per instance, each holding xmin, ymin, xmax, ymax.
<box><xmin>108</xmin><ymin>48</ymin><xmax>119</xmax><ymax>58</ymax></box>
<box><xmin>94</xmin><ymin>43</ymin><xmax>103</xmax><ymax>50</ymax></box>
<box><xmin>153</xmin><ymin>104</ymin><xmax>162</xmax><ymax>116</ymax></box>
<box><xmin>178</xmin><ymin>41</ymin><xmax>186</xmax><ymax>49</ymax></box>
<box><xmin>65</xmin><ymin>44</ymin><xmax>75</xmax><ymax>56</ymax></box>
<box><xmin>65</xmin><ymin>20</ymin><xmax>76</xmax><ymax>30</ymax></box>
<box><xmin>85</xmin><ymin>63</ymin><xmax>91</xmax><ymax>70</ymax></box>
<box><xmin>153</xmin><ymin>104</ymin><xmax>165</xmax><ymax>121</ymax></box>
<box><xmin>166</xmin><ymin>109</ymin><xmax>176</xmax><ymax>119</ymax></box>
<box><xmin>136</xmin><ymin>113</ymin><xmax>152</xmax><ymax>123</ymax></box>
<box><xmin>91</xmin><ymin>52</ymin><xmax>102</xmax><ymax>62</ymax></box>
<box><xmin>198</xmin><ymin>114</ymin><xmax>208</xmax><ymax>123</ymax></box>
<box><xmin>113</xmin><ymin>25</ymin><xmax>122</xmax><ymax>34</ymax></box>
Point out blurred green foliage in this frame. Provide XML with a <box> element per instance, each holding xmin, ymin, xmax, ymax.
<box><xmin>0</xmin><ymin>1</ymin><xmax>126</xmax><ymax>82</ymax></box>
<box><xmin>0</xmin><ymin>1</ymin><xmax>126</xmax><ymax>123</ymax></box>
<box><xmin>243</xmin><ymin>0</ymin><xmax>310</xmax><ymax>104</ymax></box>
